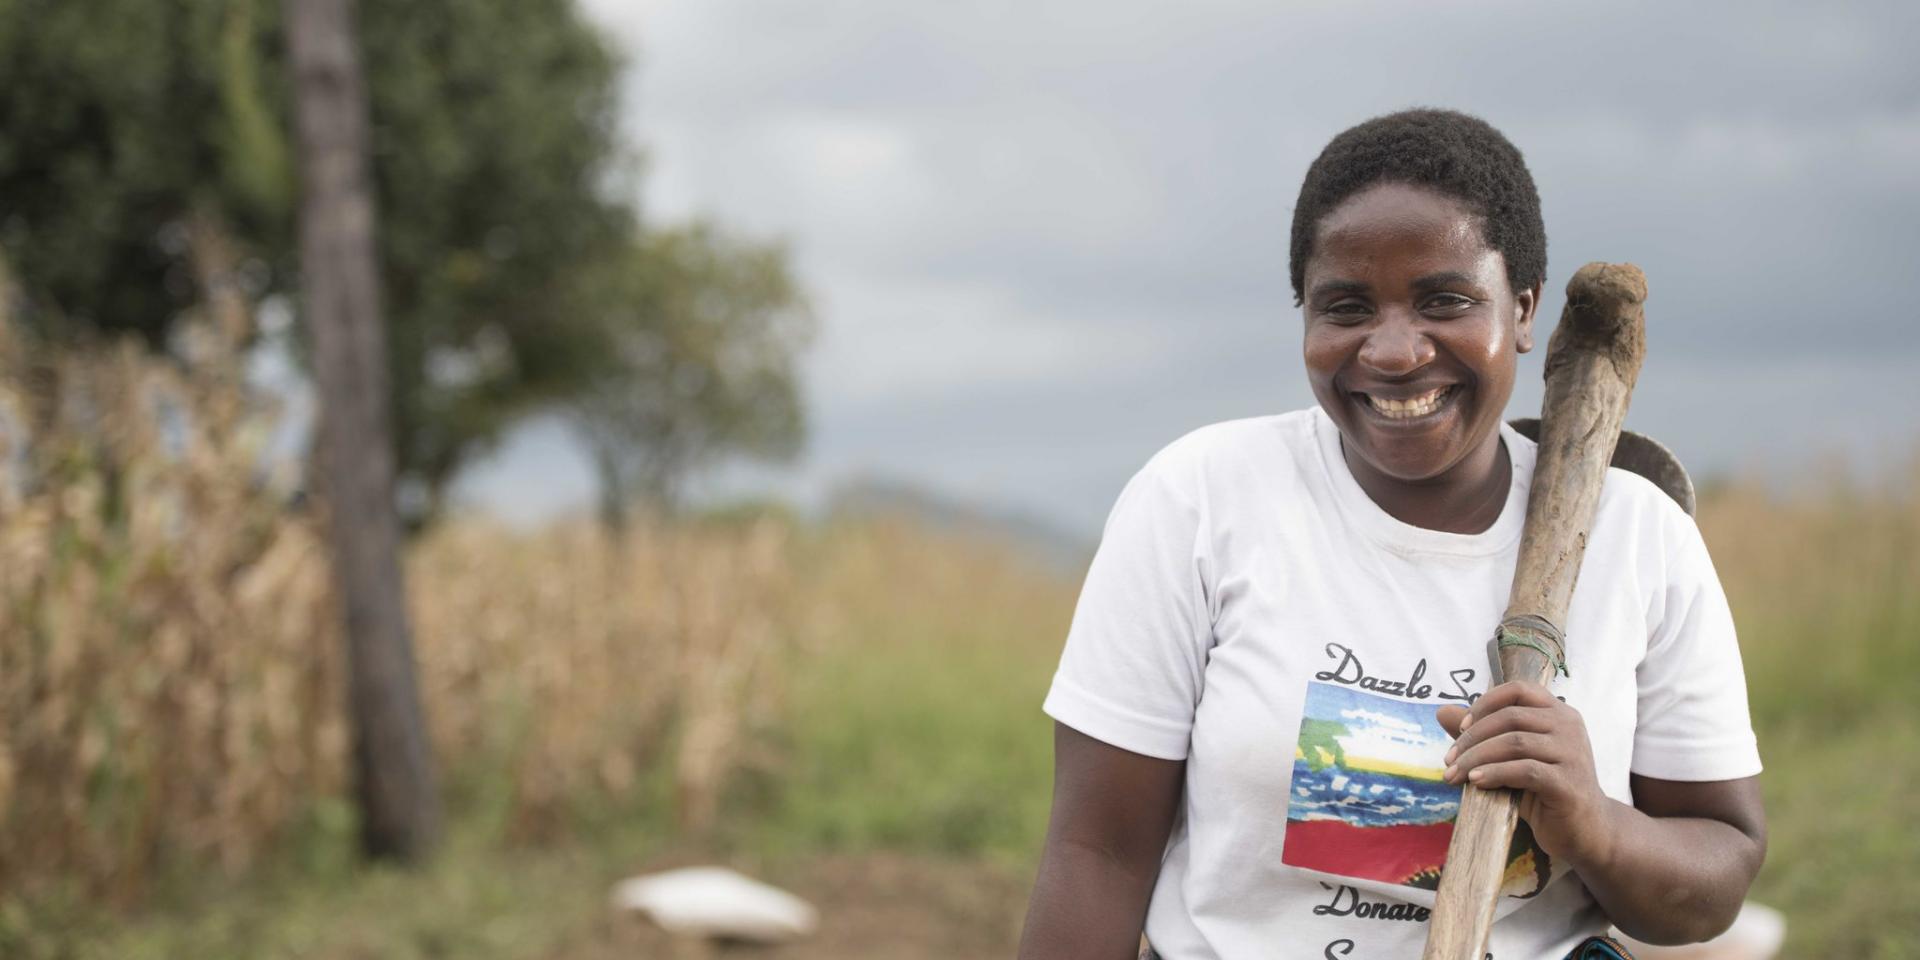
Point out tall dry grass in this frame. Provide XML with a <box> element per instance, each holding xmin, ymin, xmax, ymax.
<box><xmin>409</xmin><ymin>515</ymin><xmax>793</xmax><ymax>841</ymax></box>
<box><xmin>0</xmin><ymin>314</ymin><xmax>346</xmax><ymax>902</ymax></box>
<box><xmin>0</xmin><ymin>300</ymin><xmax>795</xmax><ymax>901</ymax></box>
<box><xmin>1699</xmin><ymin>468</ymin><xmax>1920</xmax><ymax>731</ymax></box>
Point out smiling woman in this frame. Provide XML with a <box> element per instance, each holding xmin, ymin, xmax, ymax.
<box><xmin>1293</xmin><ymin>109</ymin><xmax>1546</xmax><ymax>536</ymax></box>
<box><xmin>1017</xmin><ymin>109</ymin><xmax>1765</xmax><ymax>960</ymax></box>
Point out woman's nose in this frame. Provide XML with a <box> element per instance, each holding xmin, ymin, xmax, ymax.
<box><xmin>1358</xmin><ymin>313</ymin><xmax>1435</xmax><ymax>375</ymax></box>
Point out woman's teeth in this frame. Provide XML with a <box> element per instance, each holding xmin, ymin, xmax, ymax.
<box><xmin>1365</xmin><ymin>386</ymin><xmax>1452</xmax><ymax>420</ymax></box>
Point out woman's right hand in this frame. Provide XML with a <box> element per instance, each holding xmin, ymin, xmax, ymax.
<box><xmin>1017</xmin><ymin>722</ymin><xmax>1186</xmax><ymax>960</ymax></box>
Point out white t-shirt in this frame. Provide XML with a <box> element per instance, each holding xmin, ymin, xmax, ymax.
<box><xmin>1043</xmin><ymin>407</ymin><xmax>1762</xmax><ymax>960</ymax></box>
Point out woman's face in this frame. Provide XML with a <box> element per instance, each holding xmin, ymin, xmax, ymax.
<box><xmin>1301</xmin><ymin>182</ymin><xmax>1539</xmax><ymax>489</ymax></box>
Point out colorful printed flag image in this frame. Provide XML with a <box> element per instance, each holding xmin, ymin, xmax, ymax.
<box><xmin>1281</xmin><ymin>682</ymin><xmax>1548</xmax><ymax>896</ymax></box>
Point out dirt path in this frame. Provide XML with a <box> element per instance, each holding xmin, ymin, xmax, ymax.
<box><xmin>544</xmin><ymin>853</ymin><xmax>1031</xmax><ymax>960</ymax></box>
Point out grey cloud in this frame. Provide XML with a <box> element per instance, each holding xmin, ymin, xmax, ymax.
<box><xmin>512</xmin><ymin>0</ymin><xmax>1920</xmax><ymax>535</ymax></box>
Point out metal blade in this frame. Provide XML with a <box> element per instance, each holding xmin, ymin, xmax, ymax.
<box><xmin>1508</xmin><ymin>418</ymin><xmax>1696</xmax><ymax>517</ymax></box>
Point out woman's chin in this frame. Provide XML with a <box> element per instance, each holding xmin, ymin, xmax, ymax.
<box><xmin>1342</xmin><ymin>403</ymin><xmax>1475</xmax><ymax>481</ymax></box>
<box><xmin>1354</xmin><ymin>446</ymin><xmax>1460</xmax><ymax>484</ymax></box>
<box><xmin>1344</xmin><ymin>412</ymin><xmax>1505</xmax><ymax>487</ymax></box>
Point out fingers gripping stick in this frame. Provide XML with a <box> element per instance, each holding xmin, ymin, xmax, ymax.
<box><xmin>1420</xmin><ymin>263</ymin><xmax>1648</xmax><ymax>960</ymax></box>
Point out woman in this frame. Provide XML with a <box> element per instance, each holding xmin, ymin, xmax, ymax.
<box><xmin>1017</xmin><ymin>110</ymin><xmax>1766</xmax><ymax>960</ymax></box>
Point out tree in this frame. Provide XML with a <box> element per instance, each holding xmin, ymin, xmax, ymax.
<box><xmin>285</xmin><ymin>0</ymin><xmax>439</xmax><ymax>859</ymax></box>
<box><xmin>0</xmin><ymin>0</ymin><xmax>292</xmax><ymax>343</ymax></box>
<box><xmin>0</xmin><ymin>0</ymin><xmax>633</xmax><ymax>527</ymax></box>
<box><xmin>572</xmin><ymin>223</ymin><xmax>812</xmax><ymax>533</ymax></box>
<box><xmin>355</xmin><ymin>0</ymin><xmax>632</xmax><ymax>525</ymax></box>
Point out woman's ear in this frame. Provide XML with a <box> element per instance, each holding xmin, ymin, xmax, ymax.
<box><xmin>1514</xmin><ymin>282</ymin><xmax>1542</xmax><ymax>354</ymax></box>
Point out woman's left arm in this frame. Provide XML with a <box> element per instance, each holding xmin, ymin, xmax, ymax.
<box><xmin>1437</xmin><ymin>683</ymin><xmax>1767</xmax><ymax>945</ymax></box>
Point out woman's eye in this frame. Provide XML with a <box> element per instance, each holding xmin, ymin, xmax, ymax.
<box><xmin>1323</xmin><ymin>302</ymin><xmax>1371</xmax><ymax>323</ymax></box>
<box><xmin>1422</xmin><ymin>294</ymin><xmax>1476</xmax><ymax>315</ymax></box>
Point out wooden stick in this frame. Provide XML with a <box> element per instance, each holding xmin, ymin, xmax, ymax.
<box><xmin>1421</xmin><ymin>262</ymin><xmax>1648</xmax><ymax>960</ymax></box>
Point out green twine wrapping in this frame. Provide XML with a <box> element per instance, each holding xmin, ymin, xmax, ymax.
<box><xmin>1495</xmin><ymin>613</ymin><xmax>1570</xmax><ymax>679</ymax></box>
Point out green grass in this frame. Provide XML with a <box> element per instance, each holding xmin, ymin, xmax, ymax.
<box><xmin>1750</xmin><ymin>710</ymin><xmax>1918</xmax><ymax>960</ymax></box>
<box><xmin>738</xmin><ymin>637</ymin><xmax>1057</xmax><ymax>864</ymax></box>
<box><xmin>0</xmin><ymin>776</ymin><xmax>681</xmax><ymax>960</ymax></box>
<box><xmin>1734</xmin><ymin>570</ymin><xmax>1919</xmax><ymax>948</ymax></box>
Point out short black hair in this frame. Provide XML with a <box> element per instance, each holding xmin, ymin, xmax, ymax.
<box><xmin>1289</xmin><ymin>108</ymin><xmax>1546</xmax><ymax>305</ymax></box>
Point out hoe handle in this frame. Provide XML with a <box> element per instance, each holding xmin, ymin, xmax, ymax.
<box><xmin>1420</xmin><ymin>263</ymin><xmax>1648</xmax><ymax>960</ymax></box>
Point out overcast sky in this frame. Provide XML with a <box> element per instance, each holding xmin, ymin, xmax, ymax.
<box><xmin>455</xmin><ymin>0</ymin><xmax>1920</xmax><ymax>537</ymax></box>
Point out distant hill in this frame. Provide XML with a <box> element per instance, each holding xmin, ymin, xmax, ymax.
<box><xmin>825</xmin><ymin>476</ymin><xmax>1094</xmax><ymax>575</ymax></box>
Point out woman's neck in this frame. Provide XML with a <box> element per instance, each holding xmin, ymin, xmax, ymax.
<box><xmin>1342</xmin><ymin>433</ymin><xmax>1512</xmax><ymax>535</ymax></box>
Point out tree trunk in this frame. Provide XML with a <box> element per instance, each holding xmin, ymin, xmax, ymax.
<box><xmin>284</xmin><ymin>0</ymin><xmax>441</xmax><ymax>861</ymax></box>
<box><xmin>593</xmin><ymin>442</ymin><xmax>630</xmax><ymax>539</ymax></box>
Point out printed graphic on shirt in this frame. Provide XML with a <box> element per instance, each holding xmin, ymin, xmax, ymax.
<box><xmin>1282</xmin><ymin>681</ymin><xmax>1549</xmax><ymax>896</ymax></box>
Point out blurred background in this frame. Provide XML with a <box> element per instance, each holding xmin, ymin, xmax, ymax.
<box><xmin>0</xmin><ymin>0</ymin><xmax>1915</xmax><ymax>957</ymax></box>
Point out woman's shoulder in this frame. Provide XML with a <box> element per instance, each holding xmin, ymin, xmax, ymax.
<box><xmin>1580</xmin><ymin>454</ymin><xmax>1716</xmax><ymax>585</ymax></box>
<box><xmin>1599</xmin><ymin>461</ymin><xmax>1700</xmax><ymax>536</ymax></box>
